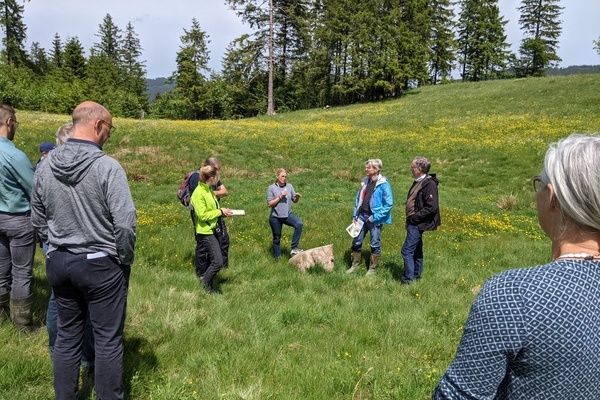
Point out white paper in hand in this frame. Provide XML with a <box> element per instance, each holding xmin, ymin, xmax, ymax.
<box><xmin>346</xmin><ymin>219</ymin><xmax>364</xmax><ymax>238</ymax></box>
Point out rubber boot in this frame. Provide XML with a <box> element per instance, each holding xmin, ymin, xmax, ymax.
<box><xmin>10</xmin><ymin>295</ymin><xmax>35</xmax><ymax>333</ymax></box>
<box><xmin>0</xmin><ymin>292</ymin><xmax>9</xmax><ymax>320</ymax></box>
<box><xmin>346</xmin><ymin>251</ymin><xmax>362</xmax><ymax>274</ymax></box>
<box><xmin>366</xmin><ymin>254</ymin><xmax>380</xmax><ymax>275</ymax></box>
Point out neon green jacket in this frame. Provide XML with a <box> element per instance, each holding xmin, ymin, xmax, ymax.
<box><xmin>189</xmin><ymin>182</ymin><xmax>222</xmax><ymax>235</ymax></box>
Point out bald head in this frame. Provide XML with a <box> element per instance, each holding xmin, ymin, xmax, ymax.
<box><xmin>71</xmin><ymin>101</ymin><xmax>113</xmax><ymax>146</ymax></box>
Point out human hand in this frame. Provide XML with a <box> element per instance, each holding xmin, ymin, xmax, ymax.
<box><xmin>280</xmin><ymin>189</ymin><xmax>288</xmax><ymax>198</ymax></box>
<box><xmin>293</xmin><ymin>193</ymin><xmax>301</xmax><ymax>201</ymax></box>
<box><xmin>221</xmin><ymin>208</ymin><xmax>234</xmax><ymax>217</ymax></box>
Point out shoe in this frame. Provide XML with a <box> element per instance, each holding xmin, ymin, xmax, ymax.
<box><xmin>290</xmin><ymin>248</ymin><xmax>304</xmax><ymax>256</ymax></box>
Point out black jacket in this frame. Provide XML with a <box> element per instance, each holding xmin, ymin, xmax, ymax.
<box><xmin>405</xmin><ymin>175</ymin><xmax>441</xmax><ymax>231</ymax></box>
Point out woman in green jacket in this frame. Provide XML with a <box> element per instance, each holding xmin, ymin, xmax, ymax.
<box><xmin>190</xmin><ymin>165</ymin><xmax>233</xmax><ymax>294</ymax></box>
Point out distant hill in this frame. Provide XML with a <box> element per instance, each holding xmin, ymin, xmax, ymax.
<box><xmin>146</xmin><ymin>77</ymin><xmax>176</xmax><ymax>102</ymax></box>
<box><xmin>546</xmin><ymin>65</ymin><xmax>600</xmax><ymax>76</ymax></box>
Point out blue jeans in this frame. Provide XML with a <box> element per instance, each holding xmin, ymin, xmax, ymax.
<box><xmin>0</xmin><ymin>213</ymin><xmax>36</xmax><ymax>299</ymax></box>
<box><xmin>47</xmin><ymin>291</ymin><xmax>95</xmax><ymax>367</ymax></box>
<box><xmin>401</xmin><ymin>224</ymin><xmax>424</xmax><ymax>284</ymax></box>
<box><xmin>47</xmin><ymin>249</ymin><xmax>130</xmax><ymax>400</ymax></box>
<box><xmin>350</xmin><ymin>214</ymin><xmax>382</xmax><ymax>255</ymax></box>
<box><xmin>269</xmin><ymin>213</ymin><xmax>303</xmax><ymax>258</ymax></box>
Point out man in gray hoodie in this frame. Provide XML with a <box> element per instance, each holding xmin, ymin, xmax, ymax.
<box><xmin>31</xmin><ymin>101</ymin><xmax>136</xmax><ymax>400</ymax></box>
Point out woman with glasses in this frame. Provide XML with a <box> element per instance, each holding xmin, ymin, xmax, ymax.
<box><xmin>434</xmin><ymin>134</ymin><xmax>600</xmax><ymax>399</ymax></box>
<box><xmin>189</xmin><ymin>165</ymin><xmax>233</xmax><ymax>294</ymax></box>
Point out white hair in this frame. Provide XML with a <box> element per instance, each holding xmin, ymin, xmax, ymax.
<box><xmin>365</xmin><ymin>159</ymin><xmax>382</xmax><ymax>171</ymax></box>
<box><xmin>541</xmin><ymin>133</ymin><xmax>600</xmax><ymax>232</ymax></box>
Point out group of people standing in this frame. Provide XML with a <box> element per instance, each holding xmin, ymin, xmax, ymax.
<box><xmin>1</xmin><ymin>101</ymin><xmax>135</xmax><ymax>400</ymax></box>
<box><xmin>4</xmin><ymin>99</ymin><xmax>598</xmax><ymax>400</ymax></box>
<box><xmin>346</xmin><ymin>157</ymin><xmax>441</xmax><ymax>283</ymax></box>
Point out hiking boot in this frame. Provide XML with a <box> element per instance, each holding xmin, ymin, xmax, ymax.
<box><xmin>346</xmin><ymin>251</ymin><xmax>362</xmax><ymax>274</ymax></box>
<box><xmin>290</xmin><ymin>248</ymin><xmax>304</xmax><ymax>256</ymax></box>
<box><xmin>366</xmin><ymin>254</ymin><xmax>380</xmax><ymax>275</ymax></box>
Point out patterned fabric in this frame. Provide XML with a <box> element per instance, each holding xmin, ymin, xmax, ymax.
<box><xmin>433</xmin><ymin>260</ymin><xmax>600</xmax><ymax>400</ymax></box>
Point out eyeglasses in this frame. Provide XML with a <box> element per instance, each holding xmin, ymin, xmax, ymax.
<box><xmin>532</xmin><ymin>175</ymin><xmax>545</xmax><ymax>192</ymax></box>
<box><xmin>100</xmin><ymin>120</ymin><xmax>116</xmax><ymax>134</ymax></box>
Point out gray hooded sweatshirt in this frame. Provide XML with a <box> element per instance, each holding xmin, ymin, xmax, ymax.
<box><xmin>31</xmin><ymin>139</ymin><xmax>136</xmax><ymax>265</ymax></box>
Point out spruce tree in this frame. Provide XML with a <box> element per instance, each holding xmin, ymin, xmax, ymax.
<box><xmin>93</xmin><ymin>14</ymin><xmax>122</xmax><ymax>64</ymax></box>
<box><xmin>121</xmin><ymin>22</ymin><xmax>148</xmax><ymax>115</ymax></box>
<box><xmin>429</xmin><ymin>0</ymin><xmax>456</xmax><ymax>84</ymax></box>
<box><xmin>29</xmin><ymin>41</ymin><xmax>49</xmax><ymax>75</ymax></box>
<box><xmin>457</xmin><ymin>0</ymin><xmax>510</xmax><ymax>81</ymax></box>
<box><xmin>49</xmin><ymin>33</ymin><xmax>63</xmax><ymax>69</ymax></box>
<box><xmin>172</xmin><ymin>18</ymin><xmax>211</xmax><ymax>120</ymax></box>
<box><xmin>517</xmin><ymin>0</ymin><xmax>563</xmax><ymax>76</ymax></box>
<box><xmin>0</xmin><ymin>0</ymin><xmax>29</xmax><ymax>67</ymax></box>
<box><xmin>61</xmin><ymin>36</ymin><xmax>87</xmax><ymax>81</ymax></box>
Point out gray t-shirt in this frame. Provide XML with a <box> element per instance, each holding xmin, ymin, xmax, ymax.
<box><xmin>267</xmin><ymin>182</ymin><xmax>296</xmax><ymax>218</ymax></box>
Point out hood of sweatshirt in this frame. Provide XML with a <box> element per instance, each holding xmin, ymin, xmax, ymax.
<box><xmin>47</xmin><ymin>140</ymin><xmax>105</xmax><ymax>185</ymax></box>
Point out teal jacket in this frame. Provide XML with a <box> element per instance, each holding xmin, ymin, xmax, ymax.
<box><xmin>0</xmin><ymin>136</ymin><xmax>34</xmax><ymax>213</ymax></box>
<box><xmin>190</xmin><ymin>182</ymin><xmax>222</xmax><ymax>235</ymax></box>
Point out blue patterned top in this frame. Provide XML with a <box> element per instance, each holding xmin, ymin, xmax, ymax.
<box><xmin>433</xmin><ymin>260</ymin><xmax>600</xmax><ymax>399</ymax></box>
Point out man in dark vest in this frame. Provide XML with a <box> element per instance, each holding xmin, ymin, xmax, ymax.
<box><xmin>401</xmin><ymin>156</ymin><xmax>441</xmax><ymax>285</ymax></box>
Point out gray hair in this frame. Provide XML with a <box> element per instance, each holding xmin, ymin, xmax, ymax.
<box><xmin>365</xmin><ymin>159</ymin><xmax>382</xmax><ymax>171</ymax></box>
<box><xmin>55</xmin><ymin>122</ymin><xmax>74</xmax><ymax>146</ymax></box>
<box><xmin>541</xmin><ymin>133</ymin><xmax>600</xmax><ymax>232</ymax></box>
<box><xmin>413</xmin><ymin>156</ymin><xmax>431</xmax><ymax>174</ymax></box>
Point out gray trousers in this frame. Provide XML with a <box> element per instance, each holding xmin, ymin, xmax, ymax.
<box><xmin>0</xmin><ymin>213</ymin><xmax>36</xmax><ymax>299</ymax></box>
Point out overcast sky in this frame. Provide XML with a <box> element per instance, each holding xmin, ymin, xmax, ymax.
<box><xmin>20</xmin><ymin>0</ymin><xmax>600</xmax><ymax>79</ymax></box>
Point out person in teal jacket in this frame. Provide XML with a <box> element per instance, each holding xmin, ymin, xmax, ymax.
<box><xmin>347</xmin><ymin>159</ymin><xmax>394</xmax><ymax>275</ymax></box>
<box><xmin>189</xmin><ymin>165</ymin><xmax>233</xmax><ymax>294</ymax></box>
<box><xmin>0</xmin><ymin>103</ymin><xmax>36</xmax><ymax>332</ymax></box>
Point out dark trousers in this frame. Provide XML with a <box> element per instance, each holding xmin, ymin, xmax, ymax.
<box><xmin>46</xmin><ymin>249</ymin><xmax>130</xmax><ymax>400</ymax></box>
<box><xmin>47</xmin><ymin>290</ymin><xmax>95</xmax><ymax>367</ymax></box>
<box><xmin>0</xmin><ymin>213</ymin><xmax>36</xmax><ymax>299</ymax></box>
<box><xmin>194</xmin><ymin>222</ymin><xmax>229</xmax><ymax>277</ymax></box>
<box><xmin>196</xmin><ymin>234</ymin><xmax>224</xmax><ymax>290</ymax></box>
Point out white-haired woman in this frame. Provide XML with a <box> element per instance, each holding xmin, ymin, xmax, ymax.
<box><xmin>434</xmin><ymin>134</ymin><xmax>600</xmax><ymax>399</ymax></box>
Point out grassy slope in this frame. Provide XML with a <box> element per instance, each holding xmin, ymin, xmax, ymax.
<box><xmin>1</xmin><ymin>74</ymin><xmax>600</xmax><ymax>399</ymax></box>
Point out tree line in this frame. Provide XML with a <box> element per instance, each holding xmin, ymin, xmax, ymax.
<box><xmin>0</xmin><ymin>0</ymin><xmax>582</xmax><ymax>120</ymax></box>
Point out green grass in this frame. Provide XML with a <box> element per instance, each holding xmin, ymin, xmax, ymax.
<box><xmin>1</xmin><ymin>74</ymin><xmax>600</xmax><ymax>399</ymax></box>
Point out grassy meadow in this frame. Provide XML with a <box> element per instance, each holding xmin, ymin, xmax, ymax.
<box><xmin>2</xmin><ymin>74</ymin><xmax>600</xmax><ymax>399</ymax></box>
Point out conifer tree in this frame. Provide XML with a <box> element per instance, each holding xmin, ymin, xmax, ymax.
<box><xmin>49</xmin><ymin>33</ymin><xmax>63</xmax><ymax>68</ymax></box>
<box><xmin>429</xmin><ymin>0</ymin><xmax>456</xmax><ymax>84</ymax></box>
<box><xmin>61</xmin><ymin>36</ymin><xmax>87</xmax><ymax>81</ymax></box>
<box><xmin>93</xmin><ymin>14</ymin><xmax>122</xmax><ymax>64</ymax></box>
<box><xmin>516</xmin><ymin>0</ymin><xmax>563</xmax><ymax>76</ymax></box>
<box><xmin>0</xmin><ymin>0</ymin><xmax>29</xmax><ymax>67</ymax></box>
<box><xmin>121</xmin><ymin>21</ymin><xmax>148</xmax><ymax>114</ymax></box>
<box><xmin>457</xmin><ymin>0</ymin><xmax>510</xmax><ymax>81</ymax></box>
<box><xmin>172</xmin><ymin>18</ymin><xmax>211</xmax><ymax>119</ymax></box>
<box><xmin>29</xmin><ymin>41</ymin><xmax>49</xmax><ymax>75</ymax></box>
